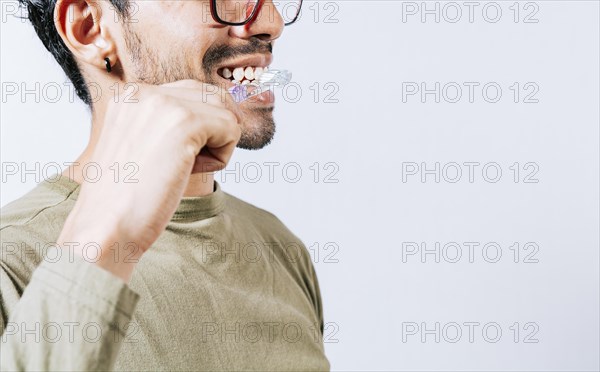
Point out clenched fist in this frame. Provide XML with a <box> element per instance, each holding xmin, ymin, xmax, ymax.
<box><xmin>57</xmin><ymin>80</ymin><xmax>241</xmax><ymax>281</ymax></box>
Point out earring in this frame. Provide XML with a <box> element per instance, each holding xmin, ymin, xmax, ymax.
<box><xmin>104</xmin><ymin>57</ymin><xmax>112</xmax><ymax>73</ymax></box>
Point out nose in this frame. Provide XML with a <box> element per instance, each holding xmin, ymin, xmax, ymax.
<box><xmin>229</xmin><ymin>0</ymin><xmax>285</xmax><ymax>41</ymax></box>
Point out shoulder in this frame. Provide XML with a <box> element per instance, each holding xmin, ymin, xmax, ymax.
<box><xmin>221</xmin><ymin>190</ymin><xmax>317</xmax><ymax>281</ymax></box>
<box><xmin>1</xmin><ymin>177</ymin><xmax>78</xmax><ymax>284</ymax></box>
<box><xmin>222</xmin><ymin>191</ymin><xmax>300</xmax><ymax>240</ymax></box>
<box><xmin>221</xmin><ymin>192</ymin><xmax>325</xmax><ymax>327</ymax></box>
<box><xmin>1</xmin><ymin>176</ymin><xmax>79</xmax><ymax>231</ymax></box>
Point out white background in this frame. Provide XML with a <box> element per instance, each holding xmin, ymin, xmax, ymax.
<box><xmin>1</xmin><ymin>1</ymin><xmax>599</xmax><ymax>370</ymax></box>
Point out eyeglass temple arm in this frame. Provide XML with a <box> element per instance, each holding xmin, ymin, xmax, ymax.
<box><xmin>245</xmin><ymin>0</ymin><xmax>265</xmax><ymax>30</ymax></box>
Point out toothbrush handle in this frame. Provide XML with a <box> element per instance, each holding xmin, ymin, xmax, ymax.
<box><xmin>229</xmin><ymin>84</ymin><xmax>271</xmax><ymax>103</ymax></box>
<box><xmin>229</xmin><ymin>84</ymin><xmax>249</xmax><ymax>103</ymax></box>
<box><xmin>228</xmin><ymin>70</ymin><xmax>291</xmax><ymax>103</ymax></box>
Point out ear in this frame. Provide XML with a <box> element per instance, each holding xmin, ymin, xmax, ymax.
<box><xmin>54</xmin><ymin>0</ymin><xmax>117</xmax><ymax>73</ymax></box>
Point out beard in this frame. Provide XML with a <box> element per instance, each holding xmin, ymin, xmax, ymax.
<box><xmin>122</xmin><ymin>26</ymin><xmax>276</xmax><ymax>150</ymax></box>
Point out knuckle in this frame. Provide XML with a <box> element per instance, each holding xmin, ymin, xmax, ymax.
<box><xmin>183</xmin><ymin>141</ymin><xmax>200</xmax><ymax>159</ymax></box>
<box><xmin>222</xmin><ymin>110</ymin><xmax>238</xmax><ymax>125</ymax></box>
<box><xmin>171</xmin><ymin>105</ymin><xmax>195</xmax><ymax>124</ymax></box>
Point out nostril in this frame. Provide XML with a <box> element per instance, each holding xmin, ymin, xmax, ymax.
<box><xmin>252</xmin><ymin>34</ymin><xmax>273</xmax><ymax>43</ymax></box>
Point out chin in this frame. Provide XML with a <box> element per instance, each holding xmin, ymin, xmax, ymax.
<box><xmin>237</xmin><ymin>109</ymin><xmax>276</xmax><ymax>150</ymax></box>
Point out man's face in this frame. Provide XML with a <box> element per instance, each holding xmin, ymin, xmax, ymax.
<box><xmin>113</xmin><ymin>1</ymin><xmax>285</xmax><ymax>150</ymax></box>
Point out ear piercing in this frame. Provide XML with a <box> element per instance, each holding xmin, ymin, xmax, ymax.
<box><xmin>104</xmin><ymin>57</ymin><xmax>112</xmax><ymax>73</ymax></box>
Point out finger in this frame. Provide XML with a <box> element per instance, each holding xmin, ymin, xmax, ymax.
<box><xmin>191</xmin><ymin>141</ymin><xmax>238</xmax><ymax>174</ymax></box>
<box><xmin>159</xmin><ymin>80</ymin><xmax>243</xmax><ymax>122</ymax></box>
<box><xmin>176</xmin><ymin>98</ymin><xmax>241</xmax><ymax>152</ymax></box>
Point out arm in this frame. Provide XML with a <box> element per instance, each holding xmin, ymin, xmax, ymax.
<box><xmin>0</xmin><ymin>246</ymin><xmax>139</xmax><ymax>371</ymax></box>
<box><xmin>1</xmin><ymin>78</ymin><xmax>240</xmax><ymax>370</ymax></box>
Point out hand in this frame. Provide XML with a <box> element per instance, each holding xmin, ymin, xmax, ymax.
<box><xmin>57</xmin><ymin>80</ymin><xmax>241</xmax><ymax>281</ymax></box>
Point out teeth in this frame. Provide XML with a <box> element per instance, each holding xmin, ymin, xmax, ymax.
<box><xmin>254</xmin><ymin>67</ymin><xmax>263</xmax><ymax>81</ymax></box>
<box><xmin>224</xmin><ymin>66</ymin><xmax>270</xmax><ymax>82</ymax></box>
<box><xmin>232</xmin><ymin>67</ymin><xmax>245</xmax><ymax>81</ymax></box>
<box><xmin>244</xmin><ymin>67</ymin><xmax>254</xmax><ymax>80</ymax></box>
<box><xmin>241</xmin><ymin>80</ymin><xmax>250</xmax><ymax>85</ymax></box>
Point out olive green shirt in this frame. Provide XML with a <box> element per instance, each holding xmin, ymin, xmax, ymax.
<box><xmin>0</xmin><ymin>175</ymin><xmax>329</xmax><ymax>371</ymax></box>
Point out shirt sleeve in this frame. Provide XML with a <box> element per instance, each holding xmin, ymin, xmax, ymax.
<box><xmin>309</xmin><ymin>260</ymin><xmax>325</xmax><ymax>336</ymax></box>
<box><xmin>0</xmin><ymin>245</ymin><xmax>139</xmax><ymax>371</ymax></box>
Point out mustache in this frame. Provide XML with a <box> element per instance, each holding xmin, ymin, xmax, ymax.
<box><xmin>202</xmin><ymin>38</ymin><xmax>273</xmax><ymax>73</ymax></box>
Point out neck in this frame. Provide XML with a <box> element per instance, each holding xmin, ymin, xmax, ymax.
<box><xmin>182</xmin><ymin>173</ymin><xmax>215</xmax><ymax>196</ymax></box>
<box><xmin>61</xmin><ymin>107</ymin><xmax>215</xmax><ymax>198</ymax></box>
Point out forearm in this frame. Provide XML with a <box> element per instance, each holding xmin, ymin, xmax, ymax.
<box><xmin>56</xmin><ymin>206</ymin><xmax>143</xmax><ymax>283</ymax></box>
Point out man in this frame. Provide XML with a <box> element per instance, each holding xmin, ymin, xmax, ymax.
<box><xmin>0</xmin><ymin>0</ymin><xmax>329</xmax><ymax>370</ymax></box>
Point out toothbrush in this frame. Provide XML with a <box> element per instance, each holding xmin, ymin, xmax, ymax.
<box><xmin>229</xmin><ymin>69</ymin><xmax>292</xmax><ymax>103</ymax></box>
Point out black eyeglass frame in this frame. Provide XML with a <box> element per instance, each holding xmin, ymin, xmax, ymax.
<box><xmin>210</xmin><ymin>0</ymin><xmax>303</xmax><ymax>26</ymax></box>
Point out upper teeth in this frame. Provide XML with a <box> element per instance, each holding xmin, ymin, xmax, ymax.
<box><xmin>222</xmin><ymin>66</ymin><xmax>268</xmax><ymax>83</ymax></box>
<box><xmin>232</xmin><ymin>67</ymin><xmax>245</xmax><ymax>81</ymax></box>
<box><xmin>244</xmin><ymin>67</ymin><xmax>254</xmax><ymax>80</ymax></box>
<box><xmin>254</xmin><ymin>67</ymin><xmax>264</xmax><ymax>80</ymax></box>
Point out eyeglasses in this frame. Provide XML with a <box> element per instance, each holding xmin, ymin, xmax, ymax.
<box><xmin>210</xmin><ymin>0</ymin><xmax>303</xmax><ymax>26</ymax></box>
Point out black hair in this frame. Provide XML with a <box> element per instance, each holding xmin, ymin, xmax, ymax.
<box><xmin>17</xmin><ymin>0</ymin><xmax>131</xmax><ymax>105</ymax></box>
